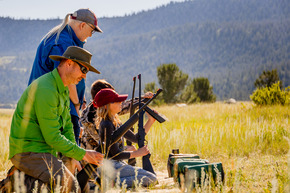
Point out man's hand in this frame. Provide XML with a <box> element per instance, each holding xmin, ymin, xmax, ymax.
<box><xmin>82</xmin><ymin>150</ymin><xmax>104</xmax><ymax>166</ymax></box>
<box><xmin>79</xmin><ymin>127</ymin><xmax>84</xmax><ymax>139</ymax></box>
<box><xmin>144</xmin><ymin>92</ymin><xmax>154</xmax><ymax>98</ymax></box>
<box><xmin>81</xmin><ymin>102</ymin><xmax>86</xmax><ymax>111</ymax></box>
<box><xmin>72</xmin><ymin>158</ymin><xmax>82</xmax><ymax>172</ymax></box>
<box><xmin>81</xmin><ymin>96</ymin><xmax>87</xmax><ymax>111</ymax></box>
<box><xmin>74</xmin><ymin>103</ymin><xmax>81</xmax><ymax>116</ymax></box>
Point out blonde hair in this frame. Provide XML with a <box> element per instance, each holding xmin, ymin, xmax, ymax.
<box><xmin>42</xmin><ymin>13</ymin><xmax>83</xmax><ymax>45</ymax></box>
<box><xmin>95</xmin><ymin>104</ymin><xmax>121</xmax><ymax>130</ymax></box>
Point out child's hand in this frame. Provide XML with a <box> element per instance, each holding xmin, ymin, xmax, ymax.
<box><xmin>130</xmin><ymin>145</ymin><xmax>150</xmax><ymax>158</ymax></box>
<box><xmin>136</xmin><ymin>146</ymin><xmax>150</xmax><ymax>157</ymax></box>
<box><xmin>145</xmin><ymin>110</ymin><xmax>158</xmax><ymax>123</ymax></box>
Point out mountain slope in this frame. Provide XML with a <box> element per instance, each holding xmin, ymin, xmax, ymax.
<box><xmin>0</xmin><ymin>0</ymin><xmax>289</xmax><ymax>104</ymax></box>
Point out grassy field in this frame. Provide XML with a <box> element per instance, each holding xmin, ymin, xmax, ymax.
<box><xmin>0</xmin><ymin>108</ymin><xmax>13</xmax><ymax>180</ymax></box>
<box><xmin>1</xmin><ymin>102</ymin><xmax>289</xmax><ymax>192</ymax></box>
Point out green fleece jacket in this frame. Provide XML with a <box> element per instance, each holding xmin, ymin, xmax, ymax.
<box><xmin>9</xmin><ymin>68</ymin><xmax>86</xmax><ymax>161</ymax></box>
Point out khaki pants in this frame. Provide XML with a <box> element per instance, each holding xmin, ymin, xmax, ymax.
<box><xmin>11</xmin><ymin>152</ymin><xmax>81</xmax><ymax>193</ymax></box>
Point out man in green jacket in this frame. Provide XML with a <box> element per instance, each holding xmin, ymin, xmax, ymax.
<box><xmin>9</xmin><ymin>46</ymin><xmax>103</xmax><ymax>192</ymax></box>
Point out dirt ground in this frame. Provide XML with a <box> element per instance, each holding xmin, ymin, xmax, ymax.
<box><xmin>147</xmin><ymin>170</ymin><xmax>179</xmax><ymax>192</ymax></box>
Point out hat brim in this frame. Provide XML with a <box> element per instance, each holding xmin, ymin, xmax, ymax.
<box><xmin>114</xmin><ymin>95</ymin><xmax>128</xmax><ymax>103</ymax></box>
<box><xmin>92</xmin><ymin>94</ymin><xmax>128</xmax><ymax>108</ymax></box>
<box><xmin>49</xmin><ymin>55</ymin><xmax>100</xmax><ymax>74</ymax></box>
<box><xmin>95</xmin><ymin>26</ymin><xmax>103</xmax><ymax>33</ymax></box>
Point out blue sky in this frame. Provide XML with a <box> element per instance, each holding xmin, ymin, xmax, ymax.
<box><xmin>0</xmin><ymin>0</ymin><xmax>185</xmax><ymax>19</ymax></box>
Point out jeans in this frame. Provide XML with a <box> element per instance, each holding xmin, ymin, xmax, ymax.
<box><xmin>113</xmin><ymin>161</ymin><xmax>157</xmax><ymax>188</ymax></box>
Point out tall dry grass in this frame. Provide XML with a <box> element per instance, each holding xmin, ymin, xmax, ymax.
<box><xmin>148</xmin><ymin>102</ymin><xmax>289</xmax><ymax>159</ymax></box>
<box><xmin>144</xmin><ymin>102</ymin><xmax>290</xmax><ymax>192</ymax></box>
<box><xmin>1</xmin><ymin>102</ymin><xmax>289</xmax><ymax>192</ymax></box>
<box><xmin>0</xmin><ymin>109</ymin><xmax>13</xmax><ymax>179</ymax></box>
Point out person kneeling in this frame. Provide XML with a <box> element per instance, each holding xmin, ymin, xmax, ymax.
<box><xmin>94</xmin><ymin>88</ymin><xmax>158</xmax><ymax>188</ymax></box>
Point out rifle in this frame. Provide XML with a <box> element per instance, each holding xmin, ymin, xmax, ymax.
<box><xmin>126</xmin><ymin>77</ymin><xmax>166</xmax><ymax>167</ymax></box>
<box><xmin>127</xmin><ymin>76</ymin><xmax>137</xmax><ymax>166</ymax></box>
<box><xmin>110</xmin><ymin>88</ymin><xmax>162</xmax><ymax>145</ymax></box>
<box><xmin>137</xmin><ymin>74</ymin><xmax>155</xmax><ymax>174</ymax></box>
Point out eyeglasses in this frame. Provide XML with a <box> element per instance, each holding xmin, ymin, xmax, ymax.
<box><xmin>86</xmin><ymin>23</ymin><xmax>95</xmax><ymax>34</ymax></box>
<box><xmin>75</xmin><ymin>61</ymin><xmax>89</xmax><ymax>74</ymax></box>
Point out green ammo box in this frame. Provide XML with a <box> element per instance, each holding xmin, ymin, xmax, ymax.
<box><xmin>167</xmin><ymin>149</ymin><xmax>225</xmax><ymax>189</ymax></box>
<box><xmin>174</xmin><ymin>158</ymin><xmax>209</xmax><ymax>174</ymax></box>
<box><xmin>172</xmin><ymin>158</ymin><xmax>209</xmax><ymax>183</ymax></box>
<box><xmin>167</xmin><ymin>152</ymin><xmax>200</xmax><ymax>178</ymax></box>
<box><xmin>183</xmin><ymin>162</ymin><xmax>225</xmax><ymax>185</ymax></box>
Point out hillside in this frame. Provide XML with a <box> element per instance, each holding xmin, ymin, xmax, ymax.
<box><xmin>0</xmin><ymin>0</ymin><xmax>289</xmax><ymax>104</ymax></box>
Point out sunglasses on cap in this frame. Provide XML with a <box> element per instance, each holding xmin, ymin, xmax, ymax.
<box><xmin>75</xmin><ymin>61</ymin><xmax>89</xmax><ymax>74</ymax></box>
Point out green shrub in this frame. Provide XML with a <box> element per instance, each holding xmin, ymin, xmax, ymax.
<box><xmin>250</xmin><ymin>82</ymin><xmax>290</xmax><ymax>105</ymax></box>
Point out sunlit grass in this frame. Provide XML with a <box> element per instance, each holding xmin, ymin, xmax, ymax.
<box><xmin>0</xmin><ymin>109</ymin><xmax>13</xmax><ymax>179</ymax></box>
<box><xmin>1</xmin><ymin>102</ymin><xmax>289</xmax><ymax>192</ymax></box>
<box><xmin>147</xmin><ymin>102</ymin><xmax>289</xmax><ymax>160</ymax></box>
<box><xmin>144</xmin><ymin>102</ymin><xmax>290</xmax><ymax>192</ymax></box>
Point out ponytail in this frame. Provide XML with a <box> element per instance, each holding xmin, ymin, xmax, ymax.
<box><xmin>42</xmin><ymin>13</ymin><xmax>72</xmax><ymax>45</ymax></box>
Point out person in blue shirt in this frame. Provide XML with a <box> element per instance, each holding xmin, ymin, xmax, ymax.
<box><xmin>28</xmin><ymin>8</ymin><xmax>103</xmax><ymax>145</ymax></box>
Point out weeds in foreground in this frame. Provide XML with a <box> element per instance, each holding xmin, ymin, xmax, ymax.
<box><xmin>5</xmin><ymin>149</ymin><xmax>289</xmax><ymax>193</ymax></box>
<box><xmin>1</xmin><ymin>103</ymin><xmax>289</xmax><ymax>192</ymax></box>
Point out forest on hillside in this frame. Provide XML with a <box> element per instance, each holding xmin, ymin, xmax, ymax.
<box><xmin>0</xmin><ymin>0</ymin><xmax>289</xmax><ymax>105</ymax></box>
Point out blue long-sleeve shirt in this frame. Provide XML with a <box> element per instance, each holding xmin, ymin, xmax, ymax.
<box><xmin>28</xmin><ymin>25</ymin><xmax>85</xmax><ymax>117</ymax></box>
